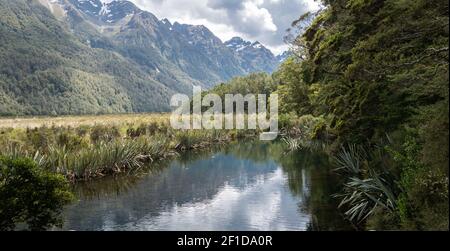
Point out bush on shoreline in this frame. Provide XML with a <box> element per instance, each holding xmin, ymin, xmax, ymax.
<box><xmin>0</xmin><ymin>156</ymin><xmax>74</xmax><ymax>231</ymax></box>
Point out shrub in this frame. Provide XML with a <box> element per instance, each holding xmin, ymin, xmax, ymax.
<box><xmin>0</xmin><ymin>157</ymin><xmax>74</xmax><ymax>231</ymax></box>
<box><xmin>297</xmin><ymin>115</ymin><xmax>327</xmax><ymax>140</ymax></box>
<box><xmin>90</xmin><ymin>125</ymin><xmax>121</xmax><ymax>143</ymax></box>
<box><xmin>387</xmin><ymin>135</ymin><xmax>449</xmax><ymax>230</ymax></box>
<box><xmin>56</xmin><ymin>131</ymin><xmax>88</xmax><ymax>151</ymax></box>
<box><xmin>76</xmin><ymin>125</ymin><xmax>89</xmax><ymax>137</ymax></box>
<box><xmin>26</xmin><ymin>127</ymin><xmax>51</xmax><ymax>152</ymax></box>
<box><xmin>147</xmin><ymin>122</ymin><xmax>160</xmax><ymax>136</ymax></box>
<box><xmin>127</xmin><ymin>124</ymin><xmax>148</xmax><ymax>139</ymax></box>
<box><xmin>278</xmin><ymin>113</ymin><xmax>298</xmax><ymax>131</ymax></box>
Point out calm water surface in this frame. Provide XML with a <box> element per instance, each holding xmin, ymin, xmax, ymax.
<box><xmin>61</xmin><ymin>141</ymin><xmax>351</xmax><ymax>231</ymax></box>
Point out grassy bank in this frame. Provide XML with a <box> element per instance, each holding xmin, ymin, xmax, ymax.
<box><xmin>0</xmin><ymin>114</ymin><xmax>256</xmax><ymax>181</ymax></box>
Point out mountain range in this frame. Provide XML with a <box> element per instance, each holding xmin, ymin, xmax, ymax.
<box><xmin>0</xmin><ymin>0</ymin><xmax>287</xmax><ymax>115</ymax></box>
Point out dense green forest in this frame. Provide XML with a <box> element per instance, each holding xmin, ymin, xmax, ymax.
<box><xmin>212</xmin><ymin>0</ymin><xmax>449</xmax><ymax>230</ymax></box>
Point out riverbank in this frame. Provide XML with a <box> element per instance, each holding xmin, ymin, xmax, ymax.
<box><xmin>0</xmin><ymin>114</ymin><xmax>258</xmax><ymax>181</ymax></box>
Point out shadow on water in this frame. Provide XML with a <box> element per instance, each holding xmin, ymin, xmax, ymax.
<box><xmin>61</xmin><ymin>140</ymin><xmax>352</xmax><ymax>231</ymax></box>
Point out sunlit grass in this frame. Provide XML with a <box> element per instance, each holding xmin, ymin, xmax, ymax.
<box><xmin>0</xmin><ymin>113</ymin><xmax>170</xmax><ymax>129</ymax></box>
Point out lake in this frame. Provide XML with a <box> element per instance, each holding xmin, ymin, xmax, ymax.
<box><xmin>60</xmin><ymin>141</ymin><xmax>352</xmax><ymax>231</ymax></box>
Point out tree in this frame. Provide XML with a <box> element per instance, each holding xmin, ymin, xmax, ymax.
<box><xmin>274</xmin><ymin>57</ymin><xmax>313</xmax><ymax>115</ymax></box>
<box><xmin>0</xmin><ymin>157</ymin><xmax>74</xmax><ymax>231</ymax></box>
<box><xmin>290</xmin><ymin>0</ymin><xmax>448</xmax><ymax>144</ymax></box>
<box><xmin>282</xmin><ymin>0</ymin><xmax>448</xmax><ymax>229</ymax></box>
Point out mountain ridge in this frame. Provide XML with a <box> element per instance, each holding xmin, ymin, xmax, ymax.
<box><xmin>0</xmin><ymin>0</ymin><xmax>287</xmax><ymax>116</ymax></box>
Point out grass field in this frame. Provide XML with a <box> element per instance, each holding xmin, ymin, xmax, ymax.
<box><xmin>0</xmin><ymin>113</ymin><xmax>170</xmax><ymax>129</ymax></box>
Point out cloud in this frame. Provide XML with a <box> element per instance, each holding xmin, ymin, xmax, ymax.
<box><xmin>207</xmin><ymin>0</ymin><xmax>244</xmax><ymax>11</ymax></box>
<box><xmin>129</xmin><ymin>0</ymin><xmax>319</xmax><ymax>54</ymax></box>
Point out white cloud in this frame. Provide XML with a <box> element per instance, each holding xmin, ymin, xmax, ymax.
<box><xmin>120</xmin><ymin>169</ymin><xmax>310</xmax><ymax>231</ymax></box>
<box><xmin>129</xmin><ymin>0</ymin><xmax>319</xmax><ymax>54</ymax></box>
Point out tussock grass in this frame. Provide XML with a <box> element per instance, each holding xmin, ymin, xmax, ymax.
<box><xmin>173</xmin><ymin>130</ymin><xmax>230</xmax><ymax>150</ymax></box>
<box><xmin>40</xmin><ymin>136</ymin><xmax>175</xmax><ymax>181</ymax></box>
<box><xmin>0</xmin><ymin>114</ymin><xmax>242</xmax><ymax>181</ymax></box>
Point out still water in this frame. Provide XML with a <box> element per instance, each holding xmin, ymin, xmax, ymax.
<box><xmin>61</xmin><ymin>141</ymin><xmax>352</xmax><ymax>231</ymax></box>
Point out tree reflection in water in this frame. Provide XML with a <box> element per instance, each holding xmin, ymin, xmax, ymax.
<box><xmin>61</xmin><ymin>141</ymin><xmax>352</xmax><ymax>231</ymax></box>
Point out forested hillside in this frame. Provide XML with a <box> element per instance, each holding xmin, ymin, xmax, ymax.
<box><xmin>0</xmin><ymin>0</ymin><xmax>173</xmax><ymax>115</ymax></box>
<box><xmin>215</xmin><ymin>0</ymin><xmax>449</xmax><ymax>230</ymax></box>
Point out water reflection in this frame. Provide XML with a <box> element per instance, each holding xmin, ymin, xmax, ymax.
<box><xmin>61</xmin><ymin>141</ymin><xmax>351</xmax><ymax>231</ymax></box>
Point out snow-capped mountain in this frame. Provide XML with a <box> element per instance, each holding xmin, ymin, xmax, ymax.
<box><xmin>225</xmin><ymin>37</ymin><xmax>253</xmax><ymax>52</ymax></box>
<box><xmin>39</xmin><ymin>0</ymin><xmax>286</xmax><ymax>88</ymax></box>
<box><xmin>67</xmin><ymin>0</ymin><xmax>138</xmax><ymax>23</ymax></box>
<box><xmin>225</xmin><ymin>37</ymin><xmax>279</xmax><ymax>73</ymax></box>
<box><xmin>276</xmin><ymin>51</ymin><xmax>292</xmax><ymax>63</ymax></box>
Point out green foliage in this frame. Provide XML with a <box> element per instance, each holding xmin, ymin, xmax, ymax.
<box><xmin>173</xmin><ymin>130</ymin><xmax>230</xmax><ymax>150</ymax></box>
<box><xmin>333</xmin><ymin>144</ymin><xmax>368</xmax><ymax>175</ymax></box>
<box><xmin>41</xmin><ymin>137</ymin><xmax>173</xmax><ymax>180</ymax></box>
<box><xmin>274</xmin><ymin>57</ymin><xmax>313</xmax><ymax>115</ymax></box>
<box><xmin>282</xmin><ymin>137</ymin><xmax>303</xmax><ymax>152</ymax></box>
<box><xmin>281</xmin><ymin>114</ymin><xmax>329</xmax><ymax>153</ymax></box>
<box><xmin>297</xmin><ymin>115</ymin><xmax>328</xmax><ymax>140</ymax></box>
<box><xmin>387</xmin><ymin>134</ymin><xmax>449</xmax><ymax>230</ymax></box>
<box><xmin>278</xmin><ymin>0</ymin><xmax>449</xmax><ymax>230</ymax></box>
<box><xmin>0</xmin><ymin>119</ymin><xmax>245</xmax><ymax>181</ymax></box>
<box><xmin>334</xmin><ymin>134</ymin><xmax>448</xmax><ymax>230</ymax></box>
<box><xmin>333</xmin><ymin>144</ymin><xmax>398</xmax><ymax>224</ymax></box>
<box><xmin>0</xmin><ymin>156</ymin><xmax>74</xmax><ymax>231</ymax></box>
<box><xmin>287</xmin><ymin>0</ymin><xmax>448</xmax><ymax>144</ymax></box>
<box><xmin>337</xmin><ymin>175</ymin><xmax>397</xmax><ymax>223</ymax></box>
<box><xmin>90</xmin><ymin>125</ymin><xmax>121</xmax><ymax>144</ymax></box>
<box><xmin>210</xmin><ymin>72</ymin><xmax>276</xmax><ymax>100</ymax></box>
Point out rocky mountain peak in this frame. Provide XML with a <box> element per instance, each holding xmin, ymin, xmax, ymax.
<box><xmin>224</xmin><ymin>37</ymin><xmax>273</xmax><ymax>55</ymax></box>
<box><xmin>161</xmin><ymin>18</ymin><xmax>171</xmax><ymax>26</ymax></box>
<box><xmin>224</xmin><ymin>37</ymin><xmax>280</xmax><ymax>73</ymax></box>
<box><xmin>46</xmin><ymin>0</ymin><xmax>284</xmax><ymax>84</ymax></box>
<box><xmin>276</xmin><ymin>51</ymin><xmax>292</xmax><ymax>63</ymax></box>
<box><xmin>224</xmin><ymin>37</ymin><xmax>252</xmax><ymax>52</ymax></box>
<box><xmin>69</xmin><ymin>0</ymin><xmax>138</xmax><ymax>23</ymax></box>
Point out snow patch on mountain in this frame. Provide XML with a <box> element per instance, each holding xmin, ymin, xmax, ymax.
<box><xmin>276</xmin><ymin>51</ymin><xmax>292</xmax><ymax>63</ymax></box>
